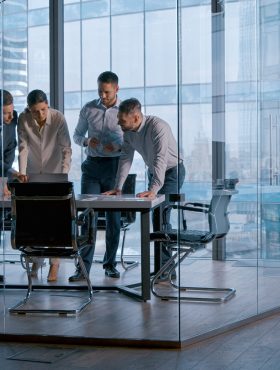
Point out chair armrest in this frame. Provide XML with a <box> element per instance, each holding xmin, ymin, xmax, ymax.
<box><xmin>77</xmin><ymin>207</ymin><xmax>94</xmax><ymax>226</ymax></box>
<box><xmin>183</xmin><ymin>203</ymin><xmax>210</xmax><ymax>213</ymax></box>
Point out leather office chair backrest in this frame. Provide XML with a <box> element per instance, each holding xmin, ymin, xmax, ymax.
<box><xmin>10</xmin><ymin>182</ymin><xmax>75</xmax><ymax>249</ymax></box>
<box><xmin>8</xmin><ymin>181</ymin><xmax>93</xmax><ymax>315</ymax></box>
<box><xmin>208</xmin><ymin>188</ymin><xmax>232</xmax><ymax>239</ymax></box>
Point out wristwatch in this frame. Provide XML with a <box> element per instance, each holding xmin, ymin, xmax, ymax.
<box><xmin>83</xmin><ymin>139</ymin><xmax>88</xmax><ymax>147</ymax></box>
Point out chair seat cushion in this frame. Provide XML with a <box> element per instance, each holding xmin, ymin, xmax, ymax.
<box><xmin>19</xmin><ymin>247</ymin><xmax>78</xmax><ymax>258</ymax></box>
<box><xmin>150</xmin><ymin>229</ymin><xmax>210</xmax><ymax>243</ymax></box>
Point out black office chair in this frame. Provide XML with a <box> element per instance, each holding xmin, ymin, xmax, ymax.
<box><xmin>150</xmin><ymin>178</ymin><xmax>238</xmax><ymax>303</ymax></box>
<box><xmin>8</xmin><ymin>182</ymin><xmax>93</xmax><ymax>315</ymax></box>
<box><xmin>95</xmin><ymin>174</ymin><xmax>138</xmax><ymax>270</ymax></box>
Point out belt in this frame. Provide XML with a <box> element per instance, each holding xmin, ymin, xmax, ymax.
<box><xmin>86</xmin><ymin>156</ymin><xmax>119</xmax><ymax>161</ymax></box>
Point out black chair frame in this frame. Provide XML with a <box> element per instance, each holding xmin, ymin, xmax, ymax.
<box><xmin>150</xmin><ymin>179</ymin><xmax>238</xmax><ymax>303</ymax></box>
<box><xmin>8</xmin><ymin>182</ymin><xmax>93</xmax><ymax>315</ymax></box>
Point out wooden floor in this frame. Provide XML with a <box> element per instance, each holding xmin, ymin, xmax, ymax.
<box><xmin>1</xmin><ymin>255</ymin><xmax>280</xmax><ymax>347</ymax></box>
<box><xmin>1</xmin><ymin>311</ymin><xmax>280</xmax><ymax>369</ymax></box>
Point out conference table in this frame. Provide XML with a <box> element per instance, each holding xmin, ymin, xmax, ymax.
<box><xmin>1</xmin><ymin>193</ymin><xmax>165</xmax><ymax>302</ymax></box>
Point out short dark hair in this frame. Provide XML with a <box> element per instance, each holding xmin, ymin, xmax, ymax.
<box><xmin>0</xmin><ymin>89</ymin><xmax>13</xmax><ymax>106</ymax></box>
<box><xmin>119</xmin><ymin>98</ymin><xmax>142</xmax><ymax>115</ymax></box>
<box><xmin>97</xmin><ymin>71</ymin><xmax>118</xmax><ymax>85</ymax></box>
<box><xmin>27</xmin><ymin>89</ymin><xmax>48</xmax><ymax>107</ymax></box>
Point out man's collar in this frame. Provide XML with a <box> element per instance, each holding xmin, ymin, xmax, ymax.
<box><xmin>97</xmin><ymin>96</ymin><xmax>120</xmax><ymax>109</ymax></box>
<box><xmin>135</xmin><ymin>114</ymin><xmax>146</xmax><ymax>132</ymax></box>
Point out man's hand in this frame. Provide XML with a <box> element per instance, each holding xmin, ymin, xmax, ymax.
<box><xmin>9</xmin><ymin>172</ymin><xmax>28</xmax><ymax>183</ymax></box>
<box><xmin>88</xmin><ymin>137</ymin><xmax>100</xmax><ymax>149</ymax></box>
<box><xmin>102</xmin><ymin>189</ymin><xmax>122</xmax><ymax>195</ymax></box>
<box><xmin>103</xmin><ymin>143</ymin><xmax>115</xmax><ymax>153</ymax></box>
<box><xmin>14</xmin><ymin>173</ymin><xmax>28</xmax><ymax>183</ymax></box>
<box><xmin>136</xmin><ymin>190</ymin><xmax>156</xmax><ymax>199</ymax></box>
<box><xmin>3</xmin><ymin>183</ymin><xmax>10</xmax><ymax>196</ymax></box>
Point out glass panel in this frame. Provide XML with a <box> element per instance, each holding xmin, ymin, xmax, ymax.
<box><xmin>259</xmin><ymin>0</ymin><xmax>280</xmax><ymax>313</ymax></box>
<box><xmin>1</xmin><ymin>0</ymin><xmax>50</xmax><ymax>334</ymax></box>
<box><xmin>2</xmin><ymin>0</ymin><xmax>278</xmax><ymax>348</ymax></box>
<box><xmin>112</xmin><ymin>13</ymin><xmax>144</xmax><ymax>88</ymax></box>
<box><xmin>62</xmin><ymin>0</ymin><xmax>180</xmax><ymax>343</ymax></box>
<box><xmin>180</xmin><ymin>0</ymin><xmax>258</xmax><ymax>341</ymax></box>
<box><xmin>145</xmin><ymin>9</ymin><xmax>177</xmax><ymax>86</ymax></box>
<box><xmin>28</xmin><ymin>0</ymin><xmax>48</xmax><ymax>9</ymax></box>
<box><xmin>82</xmin><ymin>18</ymin><xmax>110</xmax><ymax>90</ymax></box>
<box><xmin>64</xmin><ymin>21</ymin><xmax>81</xmax><ymax>92</ymax></box>
<box><xmin>28</xmin><ymin>25</ymin><xmax>50</xmax><ymax>92</ymax></box>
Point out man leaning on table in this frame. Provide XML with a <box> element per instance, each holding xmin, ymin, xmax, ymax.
<box><xmin>104</xmin><ymin>98</ymin><xmax>186</xmax><ymax>278</ymax></box>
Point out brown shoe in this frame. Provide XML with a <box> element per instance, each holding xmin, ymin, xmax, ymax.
<box><xmin>47</xmin><ymin>264</ymin><xmax>59</xmax><ymax>282</ymax></box>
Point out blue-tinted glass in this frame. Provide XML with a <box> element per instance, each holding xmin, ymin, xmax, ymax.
<box><xmin>112</xmin><ymin>13</ymin><xmax>144</xmax><ymax>88</ymax></box>
<box><xmin>14</xmin><ymin>95</ymin><xmax>27</xmax><ymax>113</ymax></box>
<box><xmin>28</xmin><ymin>8</ymin><xmax>49</xmax><ymax>26</ymax></box>
<box><xmin>145</xmin><ymin>0</ymin><xmax>176</xmax><ymax>12</ymax></box>
<box><xmin>3</xmin><ymin>0</ymin><xmax>27</xmax><ymax>15</ymax></box>
<box><xmin>65</xmin><ymin>92</ymin><xmax>82</xmax><ymax>110</ymax></box>
<box><xmin>181</xmin><ymin>0</ymin><xmax>210</xmax><ymax>7</ymax></box>
<box><xmin>65</xmin><ymin>3</ymin><xmax>81</xmax><ymax>22</ymax></box>
<box><xmin>261</xmin><ymin>2</ymin><xmax>280</xmax><ymax>22</ymax></box>
<box><xmin>226</xmin><ymin>81</ymin><xmax>257</xmax><ymax>102</ymax></box>
<box><xmin>64</xmin><ymin>0</ymin><xmax>79</xmax><ymax>4</ymax></box>
<box><xmin>28</xmin><ymin>25</ymin><xmax>49</xmax><ymax>92</ymax></box>
<box><xmin>145</xmin><ymin>86</ymin><xmax>177</xmax><ymax>105</ymax></box>
<box><xmin>261</xmin><ymin>80</ymin><xmax>280</xmax><ymax>101</ymax></box>
<box><xmin>118</xmin><ymin>88</ymin><xmax>144</xmax><ymax>102</ymax></box>
<box><xmin>181</xmin><ymin>84</ymin><xmax>211</xmax><ymax>104</ymax></box>
<box><xmin>82</xmin><ymin>91</ymin><xmax>96</xmax><ymax>106</ymax></box>
<box><xmin>28</xmin><ymin>0</ymin><xmax>49</xmax><ymax>9</ymax></box>
<box><xmin>4</xmin><ymin>12</ymin><xmax>27</xmax><ymax>30</ymax></box>
<box><xmin>111</xmin><ymin>0</ymin><xmax>143</xmax><ymax>15</ymax></box>
<box><xmin>2</xmin><ymin>28</ymin><xmax>27</xmax><ymax>96</ymax></box>
<box><xmin>81</xmin><ymin>0</ymin><xmax>109</xmax><ymax>19</ymax></box>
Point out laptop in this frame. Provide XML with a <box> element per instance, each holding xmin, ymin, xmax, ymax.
<box><xmin>28</xmin><ymin>173</ymin><xmax>68</xmax><ymax>183</ymax></box>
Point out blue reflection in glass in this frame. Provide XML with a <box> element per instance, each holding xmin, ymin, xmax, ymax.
<box><xmin>3</xmin><ymin>0</ymin><xmax>27</xmax><ymax>15</ymax></box>
<box><xmin>81</xmin><ymin>0</ymin><xmax>109</xmax><ymax>19</ymax></box>
<box><xmin>65</xmin><ymin>4</ymin><xmax>81</xmax><ymax>22</ymax></box>
<box><xmin>28</xmin><ymin>8</ymin><xmax>49</xmax><ymax>27</ymax></box>
<box><xmin>111</xmin><ymin>0</ymin><xmax>143</xmax><ymax>15</ymax></box>
<box><xmin>65</xmin><ymin>92</ymin><xmax>82</xmax><ymax>110</ymax></box>
<box><xmin>4</xmin><ymin>12</ymin><xmax>27</xmax><ymax>29</ymax></box>
<box><xmin>145</xmin><ymin>0</ymin><xmax>176</xmax><ymax>12</ymax></box>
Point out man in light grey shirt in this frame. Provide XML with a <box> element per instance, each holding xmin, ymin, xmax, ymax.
<box><xmin>105</xmin><ymin>98</ymin><xmax>185</xmax><ymax>277</ymax></box>
<box><xmin>18</xmin><ymin>89</ymin><xmax>72</xmax><ymax>282</ymax></box>
<box><xmin>69</xmin><ymin>71</ymin><xmax>123</xmax><ymax>282</ymax></box>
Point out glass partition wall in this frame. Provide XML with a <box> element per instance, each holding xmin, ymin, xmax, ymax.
<box><xmin>0</xmin><ymin>0</ymin><xmax>280</xmax><ymax>347</ymax></box>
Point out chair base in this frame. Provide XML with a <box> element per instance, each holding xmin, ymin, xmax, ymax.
<box><xmin>156</xmin><ymin>285</ymin><xmax>236</xmax><ymax>303</ymax></box>
<box><xmin>151</xmin><ymin>248</ymin><xmax>236</xmax><ymax>303</ymax></box>
<box><xmin>9</xmin><ymin>254</ymin><xmax>93</xmax><ymax>316</ymax></box>
<box><xmin>9</xmin><ymin>297</ymin><xmax>92</xmax><ymax>316</ymax></box>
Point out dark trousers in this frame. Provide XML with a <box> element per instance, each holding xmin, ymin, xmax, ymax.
<box><xmin>79</xmin><ymin>156</ymin><xmax>121</xmax><ymax>273</ymax></box>
<box><xmin>149</xmin><ymin>162</ymin><xmax>186</xmax><ymax>266</ymax></box>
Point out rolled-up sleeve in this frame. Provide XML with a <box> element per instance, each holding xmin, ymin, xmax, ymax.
<box><xmin>17</xmin><ymin>113</ymin><xmax>29</xmax><ymax>175</ymax></box>
<box><xmin>114</xmin><ymin>138</ymin><xmax>135</xmax><ymax>190</ymax></box>
<box><xmin>73</xmin><ymin>107</ymin><xmax>88</xmax><ymax>147</ymax></box>
<box><xmin>149</xmin><ymin>124</ymin><xmax>169</xmax><ymax>194</ymax></box>
<box><xmin>58</xmin><ymin>117</ymin><xmax>72</xmax><ymax>173</ymax></box>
